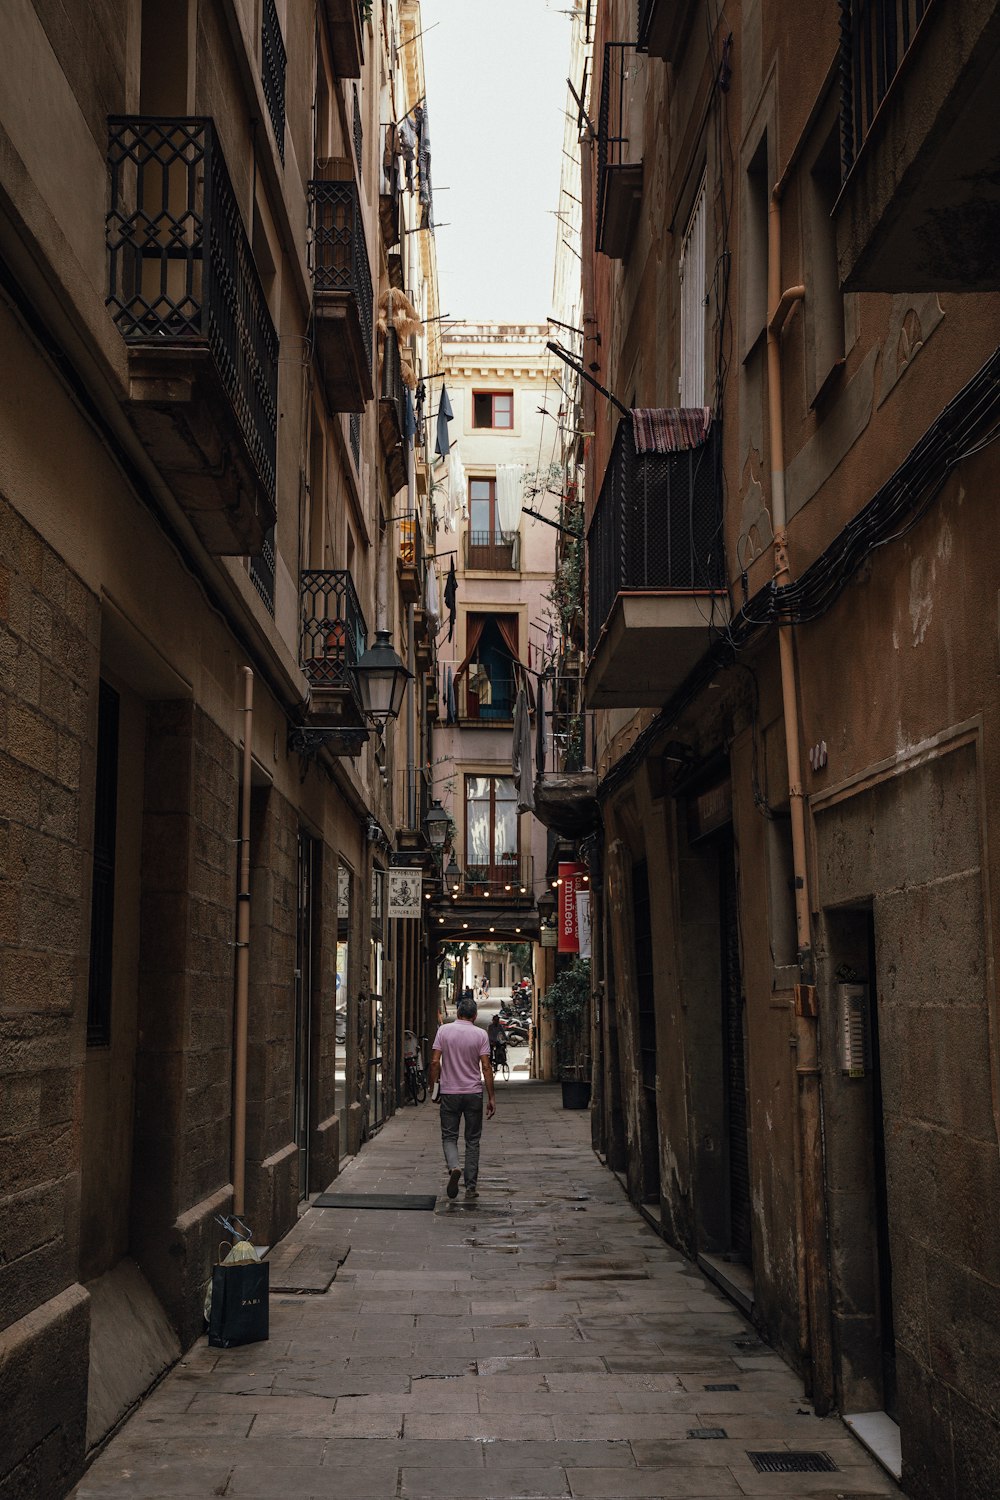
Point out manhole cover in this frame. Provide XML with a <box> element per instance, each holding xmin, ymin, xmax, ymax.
<box><xmin>704</xmin><ymin>1383</ymin><xmax>739</xmax><ymax>1391</ymax></box>
<box><xmin>688</xmin><ymin>1428</ymin><xmax>728</xmax><ymax>1440</ymax></box>
<box><xmin>747</xmin><ymin>1452</ymin><xmax>838</xmax><ymax>1474</ymax></box>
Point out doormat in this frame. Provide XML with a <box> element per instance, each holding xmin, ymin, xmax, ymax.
<box><xmin>266</xmin><ymin>1241</ymin><xmax>350</xmax><ymax>1294</ymax></box>
<box><xmin>313</xmin><ymin>1192</ymin><xmax>438</xmax><ymax>1211</ymax></box>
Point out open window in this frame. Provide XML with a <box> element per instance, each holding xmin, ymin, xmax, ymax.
<box><xmin>457</xmin><ymin>613</ymin><xmax>523</xmax><ymax>722</ymax></box>
<box><xmin>473</xmin><ymin>391</ymin><xmax>513</xmax><ymax>429</ymax></box>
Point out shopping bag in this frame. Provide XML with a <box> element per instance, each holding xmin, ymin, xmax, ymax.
<box><xmin>208</xmin><ymin>1257</ymin><xmax>269</xmax><ymax>1348</ymax></box>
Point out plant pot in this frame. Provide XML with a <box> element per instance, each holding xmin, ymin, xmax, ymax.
<box><xmin>561</xmin><ymin>1079</ymin><xmax>591</xmax><ymax>1110</ymax></box>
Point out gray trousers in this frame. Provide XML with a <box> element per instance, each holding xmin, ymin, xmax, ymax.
<box><xmin>439</xmin><ymin>1092</ymin><xmax>484</xmax><ymax>1187</ymax></box>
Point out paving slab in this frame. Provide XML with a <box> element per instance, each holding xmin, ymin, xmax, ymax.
<box><xmin>69</xmin><ymin>1084</ymin><xmax>903</xmax><ymax>1500</ymax></box>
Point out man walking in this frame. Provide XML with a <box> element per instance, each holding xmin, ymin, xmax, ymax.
<box><xmin>429</xmin><ymin>996</ymin><xmax>495</xmax><ymax>1200</ymax></box>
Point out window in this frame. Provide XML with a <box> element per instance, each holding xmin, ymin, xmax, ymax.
<box><xmin>461</xmin><ymin>614</ymin><xmax>520</xmax><ymax>722</ymax></box>
<box><xmin>87</xmin><ymin>680</ymin><xmax>120</xmax><ymax>1047</ymax></box>
<box><xmin>679</xmin><ymin>174</ymin><xmax>707</xmax><ymax>407</ymax></box>
<box><xmin>467</xmin><ymin>478</ymin><xmax>518</xmax><ymax>569</ymax></box>
<box><xmin>465</xmin><ymin>775</ymin><xmax>519</xmax><ymax>881</ymax></box>
<box><xmin>473</xmin><ymin>391</ymin><xmax>514</xmax><ymax>429</ymax></box>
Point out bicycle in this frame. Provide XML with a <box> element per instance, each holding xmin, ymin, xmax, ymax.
<box><xmin>490</xmin><ymin>1042</ymin><xmax>510</xmax><ymax>1083</ymax></box>
<box><xmin>403</xmin><ymin>1032</ymin><xmax>428</xmax><ymax>1103</ymax></box>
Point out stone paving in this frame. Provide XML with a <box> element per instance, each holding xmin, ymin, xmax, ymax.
<box><xmin>71</xmin><ymin>1084</ymin><xmax>901</xmax><ymax>1499</ymax></box>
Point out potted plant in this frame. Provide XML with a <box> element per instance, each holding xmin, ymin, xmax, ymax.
<box><xmin>542</xmin><ymin>957</ymin><xmax>592</xmax><ymax>1108</ymax></box>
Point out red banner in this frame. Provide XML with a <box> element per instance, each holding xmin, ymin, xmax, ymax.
<box><xmin>558</xmin><ymin>862</ymin><xmax>587</xmax><ymax>953</ymax></box>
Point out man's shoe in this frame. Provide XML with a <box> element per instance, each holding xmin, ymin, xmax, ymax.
<box><xmin>446</xmin><ymin>1168</ymin><xmax>461</xmax><ymax>1200</ymax></box>
<box><xmin>464</xmin><ymin>1185</ymin><xmax>479</xmax><ymax>1199</ymax></box>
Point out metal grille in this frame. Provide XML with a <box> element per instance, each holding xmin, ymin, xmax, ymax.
<box><xmin>106</xmin><ymin>118</ymin><xmax>279</xmax><ymax>503</ymax></box>
<box><xmin>747</xmin><ymin>1452</ymin><xmax>838</xmax><ymax>1474</ymax></box>
<box><xmin>261</xmin><ymin>0</ymin><xmax>287</xmax><ymax>161</ymax></box>
<box><xmin>688</xmin><ymin>1428</ymin><xmax>728</xmax><ymax>1440</ymax></box>
<box><xmin>349</xmin><ymin>410</ymin><xmax>362</xmax><ymax>467</ymax></box>
<box><xmin>586</xmin><ymin>418</ymin><xmax>722</xmax><ymax>658</ymax></box>
<box><xmin>308</xmin><ymin>177</ymin><xmax>374</xmax><ymax>372</ymax></box>
<box><xmin>250</xmin><ymin>526</ymin><xmax>276</xmax><ymax>614</ymax></box>
<box><xmin>460</xmin><ymin>856</ymin><xmax>535</xmax><ymax>902</ymax></box>
<box><xmin>464</xmin><ymin>531</ymin><xmax>520</xmax><ymax>572</ymax></box>
<box><xmin>381</xmin><ymin>329</ymin><xmax>406</xmax><ymax>439</ymax></box>
<box><xmin>596</xmin><ymin>42</ymin><xmax>637</xmax><ymax>253</ymax></box>
<box><xmin>353</xmin><ymin>85</ymin><xmax>363</xmax><ymax>169</ymax></box>
<box><xmin>839</xmin><ymin>0</ymin><xmax>932</xmax><ymax>176</ymax></box>
<box><xmin>299</xmin><ymin>568</ymin><xmax>368</xmax><ymax>690</ymax></box>
<box><xmin>87</xmin><ymin>680</ymin><xmax>120</xmax><ymax>1047</ymax></box>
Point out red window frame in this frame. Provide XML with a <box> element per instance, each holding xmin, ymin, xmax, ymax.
<box><xmin>472</xmin><ymin>390</ymin><xmax>514</xmax><ymax>429</ymax></box>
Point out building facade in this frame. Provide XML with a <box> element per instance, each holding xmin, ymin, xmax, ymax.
<box><xmin>572</xmin><ymin>3</ymin><xmax>1000</xmax><ymax>1497</ymax></box>
<box><xmin>0</xmin><ymin>2</ymin><xmax>442</xmax><ymax>1494</ymax></box>
<box><xmin>429</xmin><ymin>324</ymin><xmax>562</xmax><ymax>1032</ymax></box>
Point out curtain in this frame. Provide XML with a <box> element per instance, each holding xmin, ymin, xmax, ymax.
<box><xmin>495</xmin><ymin>464</ymin><xmax>525</xmax><ymax>534</ymax></box>
<box><xmin>494</xmin><ymin>615</ymin><xmax>519</xmax><ymax>660</ymax></box>
<box><xmin>453</xmin><ymin>614</ymin><xmax>486</xmax><ymax>682</ymax></box>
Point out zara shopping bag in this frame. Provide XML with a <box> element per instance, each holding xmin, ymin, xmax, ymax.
<box><xmin>208</xmin><ymin>1255</ymin><xmax>269</xmax><ymax>1348</ymax></box>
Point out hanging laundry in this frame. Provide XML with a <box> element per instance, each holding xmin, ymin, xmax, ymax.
<box><xmin>415</xmin><ymin>379</ymin><xmax>426</xmax><ymax>431</ymax></box>
<box><xmin>546</xmin><ymin>622</ymin><xmax>555</xmax><ymax>657</ymax></box>
<box><xmin>631</xmin><ymin>406</ymin><xmax>712</xmax><ymax>454</ymax></box>
<box><xmin>413</xmin><ymin>103</ymin><xmax>433</xmax><ymax>227</ymax></box>
<box><xmin>444</xmin><ymin>557</ymin><xmax>457</xmax><ymax>643</ymax></box>
<box><xmin>396</xmin><ymin>114</ymin><xmax>417</xmax><ymax>191</ymax></box>
<box><xmin>448</xmin><ymin>444</ymin><xmax>466</xmax><ymax>529</ymax></box>
<box><xmin>424</xmin><ymin>557</ymin><xmax>439</xmax><ymax>620</ymax></box>
<box><xmin>446</xmin><ymin>665</ymin><xmax>457</xmax><ymax>724</ymax></box>
<box><xmin>435</xmin><ymin>382</ymin><xmax>453</xmax><ymax>458</ymax></box>
<box><xmin>404</xmin><ymin>387</ymin><xmax>416</xmax><ymax>443</ymax></box>
<box><xmin>512</xmin><ymin>686</ymin><xmax>535</xmax><ymax>813</ymax></box>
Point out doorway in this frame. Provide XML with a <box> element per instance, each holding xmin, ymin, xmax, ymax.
<box><xmin>294</xmin><ymin>831</ymin><xmax>318</xmax><ymax>1199</ymax></box>
<box><xmin>719</xmin><ymin>835</ymin><xmax>752</xmax><ymax>1266</ymax></box>
<box><xmin>866</xmin><ymin>912</ymin><xmax>897</xmax><ymax>1419</ymax></box>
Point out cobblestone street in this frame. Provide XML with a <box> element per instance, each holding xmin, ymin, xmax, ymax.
<box><xmin>71</xmin><ymin>1085</ymin><xmax>900</xmax><ymax>1499</ymax></box>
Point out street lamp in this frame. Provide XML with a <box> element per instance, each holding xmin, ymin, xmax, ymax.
<box><xmin>351</xmin><ymin>630</ymin><xmax>412</xmax><ymax>727</ymax></box>
<box><xmin>423</xmin><ymin>799</ymin><xmax>450</xmax><ymax>851</ymax></box>
<box><xmin>445</xmin><ymin>853</ymin><xmax>462</xmax><ymax>894</ymax></box>
<box><xmin>537</xmin><ymin>888</ymin><xmax>556</xmax><ymax>925</ymax></box>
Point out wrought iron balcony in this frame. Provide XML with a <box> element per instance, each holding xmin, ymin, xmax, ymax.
<box><xmin>106</xmin><ymin>117</ymin><xmax>278</xmax><ymax>554</ymax></box>
<box><xmin>320</xmin><ymin>0</ymin><xmax>365</xmax><ymax>78</ymax></box>
<box><xmin>836</xmin><ymin>0</ymin><xmax>1000</xmax><ymax>291</ymax></box>
<box><xmin>463</xmin><ymin>531</ymin><xmax>520</xmax><ymax>572</ymax></box>
<box><xmin>637</xmin><ymin>0</ymin><xmax>698</xmax><ymax>61</ymax></box>
<box><xmin>308</xmin><ymin>168</ymin><xmax>374</xmax><ymax>411</ymax></box>
<box><xmin>299</xmin><ymin>568</ymin><xmax>368</xmax><ymax>705</ymax></box>
<box><xmin>596</xmin><ymin>43</ymin><xmax>643</xmax><ymax>258</ymax></box>
<box><xmin>459</xmin><ymin>674</ymin><xmax>517</xmax><ymax>724</ymax></box>
<box><xmin>379</xmin><ymin>330</ymin><xmax>408</xmax><ymax>495</ymax></box>
<box><xmin>586</xmin><ymin>418</ymin><xmax>726</xmax><ymax>708</ymax></box>
<box><xmin>261</xmin><ymin>0</ymin><xmax>286</xmax><ymax>161</ymax></box>
<box><xmin>459</xmin><ymin>856</ymin><xmax>535</xmax><ymax>904</ymax></box>
<box><xmin>397</xmin><ymin>514</ymin><xmax>422</xmax><ymax>604</ymax></box>
<box><xmin>533</xmin><ymin>693</ymin><xmax>598</xmax><ymax>839</ymax></box>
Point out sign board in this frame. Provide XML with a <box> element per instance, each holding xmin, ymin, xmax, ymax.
<box><xmin>558</xmin><ymin>862</ymin><xmax>587</xmax><ymax>953</ymax></box>
<box><xmin>688</xmin><ymin>775</ymin><xmax>733</xmax><ymax>843</ymax></box>
<box><xmin>540</xmin><ymin>925</ymin><xmax>557</xmax><ymax>948</ymax></box>
<box><xmin>576</xmin><ymin>890</ymin><xmax>592</xmax><ymax>959</ymax></box>
<box><xmin>387</xmin><ymin>868</ymin><xmax>422</xmax><ymax>919</ymax></box>
<box><xmin>337</xmin><ymin>864</ymin><xmax>350</xmax><ymax>920</ymax></box>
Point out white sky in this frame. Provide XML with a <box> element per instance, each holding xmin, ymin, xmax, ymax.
<box><xmin>419</xmin><ymin>0</ymin><xmax>572</xmax><ymax>324</ymax></box>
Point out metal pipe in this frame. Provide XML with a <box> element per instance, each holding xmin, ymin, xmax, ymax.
<box><xmin>766</xmin><ymin>187</ymin><xmax>833</xmax><ymax>1412</ymax></box>
<box><xmin>232</xmin><ymin>666</ymin><xmax>254</xmax><ymax>1216</ymax></box>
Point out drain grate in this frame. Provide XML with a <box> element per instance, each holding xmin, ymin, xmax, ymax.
<box><xmin>688</xmin><ymin>1428</ymin><xmax>728</xmax><ymax>1440</ymax></box>
<box><xmin>704</xmin><ymin>1382</ymin><xmax>739</xmax><ymax>1391</ymax></box>
<box><xmin>747</xmin><ymin>1451</ymin><xmax>838</xmax><ymax>1474</ymax></box>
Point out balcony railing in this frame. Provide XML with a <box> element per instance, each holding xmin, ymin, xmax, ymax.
<box><xmin>299</xmin><ymin>569</ymin><xmax>368</xmax><ymax>692</ymax></box>
<box><xmin>309</xmin><ymin>171</ymin><xmax>374</xmax><ymax>409</ymax></box>
<box><xmin>459</xmin><ymin>674</ymin><xmax>517</xmax><ymax>724</ymax></box>
<box><xmin>587</xmin><ymin>419</ymin><xmax>723</xmax><ymax>653</ymax></box>
<box><xmin>261</xmin><ymin>0</ymin><xmax>287</xmax><ymax>161</ymax></box>
<box><xmin>398</xmin><ymin>514</ymin><xmax>422</xmax><ymax>603</ymax></box>
<box><xmin>542</xmin><ymin>703</ymin><xmax>596</xmax><ymax>776</ymax></box>
<box><xmin>106</xmin><ymin>117</ymin><xmax>279</xmax><ymax>510</ymax></box>
<box><xmin>460</xmin><ymin>856</ymin><xmax>534</xmax><ymax>902</ymax></box>
<box><xmin>839</xmin><ymin>0</ymin><xmax>932</xmax><ymax>176</ymax></box>
<box><xmin>596</xmin><ymin>43</ymin><xmax>643</xmax><ymax>257</ymax></box>
<box><xmin>463</xmin><ymin>531</ymin><xmax>520</xmax><ymax>572</ymax></box>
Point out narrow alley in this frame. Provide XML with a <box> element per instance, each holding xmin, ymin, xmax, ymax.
<box><xmin>72</xmin><ymin>1086</ymin><xmax>897</xmax><ymax>1500</ymax></box>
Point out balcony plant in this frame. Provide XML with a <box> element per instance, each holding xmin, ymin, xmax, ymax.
<box><xmin>542</xmin><ymin>956</ymin><xmax>591</xmax><ymax>1108</ymax></box>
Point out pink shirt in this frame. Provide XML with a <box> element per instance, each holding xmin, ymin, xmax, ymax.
<box><xmin>432</xmin><ymin>1019</ymin><xmax>490</xmax><ymax>1093</ymax></box>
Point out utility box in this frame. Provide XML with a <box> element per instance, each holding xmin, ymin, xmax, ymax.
<box><xmin>838</xmin><ymin>983</ymin><xmax>868</xmax><ymax>1078</ymax></box>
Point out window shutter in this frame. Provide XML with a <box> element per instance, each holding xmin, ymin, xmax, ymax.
<box><xmin>679</xmin><ymin>175</ymin><xmax>707</xmax><ymax>407</ymax></box>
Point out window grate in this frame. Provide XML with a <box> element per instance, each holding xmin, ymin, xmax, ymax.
<box><xmin>747</xmin><ymin>1452</ymin><xmax>838</xmax><ymax>1474</ymax></box>
<box><xmin>688</xmin><ymin>1428</ymin><xmax>728</xmax><ymax>1440</ymax></box>
<box><xmin>249</xmin><ymin>526</ymin><xmax>276</xmax><ymax>615</ymax></box>
<box><xmin>261</xmin><ymin>0</ymin><xmax>286</xmax><ymax>161</ymax></box>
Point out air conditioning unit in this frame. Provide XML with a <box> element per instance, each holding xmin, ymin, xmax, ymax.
<box><xmin>838</xmin><ymin>983</ymin><xmax>868</xmax><ymax>1079</ymax></box>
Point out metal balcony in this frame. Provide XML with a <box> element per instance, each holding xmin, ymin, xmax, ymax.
<box><xmin>459</xmin><ymin>856</ymin><xmax>535</xmax><ymax>904</ymax></box>
<box><xmin>637</xmin><ymin>0</ymin><xmax>698</xmax><ymax>61</ymax></box>
<box><xmin>586</xmin><ymin>418</ymin><xmax>726</xmax><ymax>708</ymax></box>
<box><xmin>308</xmin><ymin>169</ymin><xmax>374</xmax><ymax>411</ymax></box>
<box><xmin>836</xmin><ymin>0</ymin><xmax>1000</xmax><ymax>290</ymax></box>
<box><xmin>261</xmin><ymin>0</ymin><xmax>286</xmax><ymax>161</ymax></box>
<box><xmin>596</xmin><ymin>43</ymin><xmax>643</xmax><ymax>258</ymax></box>
<box><xmin>299</xmin><ymin>569</ymin><xmax>368</xmax><ymax>714</ymax></box>
<box><xmin>397</xmin><ymin>514</ymin><xmax>422</xmax><ymax>604</ymax></box>
<box><xmin>379</xmin><ymin>330</ymin><xmax>408</xmax><ymax>495</ymax></box>
<box><xmin>463</xmin><ymin>531</ymin><xmax>520</xmax><ymax>572</ymax></box>
<box><xmin>106</xmin><ymin>117</ymin><xmax>278</xmax><ymax>554</ymax></box>
<box><xmin>320</xmin><ymin>0</ymin><xmax>365</xmax><ymax>78</ymax></box>
<box><xmin>533</xmin><ymin>698</ymin><xmax>599</xmax><ymax>839</ymax></box>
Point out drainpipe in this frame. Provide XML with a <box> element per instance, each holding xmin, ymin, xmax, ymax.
<box><xmin>766</xmin><ymin>189</ymin><xmax>833</xmax><ymax>1411</ymax></box>
<box><xmin>232</xmin><ymin>667</ymin><xmax>254</xmax><ymax>1217</ymax></box>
